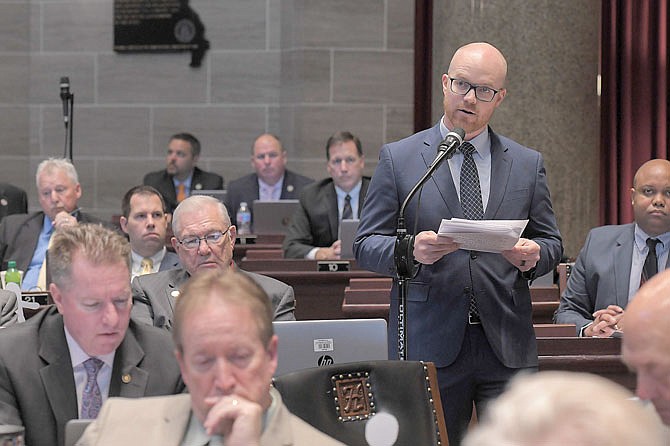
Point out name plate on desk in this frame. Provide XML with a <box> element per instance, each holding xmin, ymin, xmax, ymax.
<box><xmin>317</xmin><ymin>261</ymin><xmax>350</xmax><ymax>272</ymax></box>
<box><xmin>23</xmin><ymin>291</ymin><xmax>50</xmax><ymax>306</ymax></box>
<box><xmin>236</xmin><ymin>235</ymin><xmax>257</xmax><ymax>245</ymax></box>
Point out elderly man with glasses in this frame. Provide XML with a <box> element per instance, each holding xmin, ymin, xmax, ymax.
<box><xmin>131</xmin><ymin>195</ymin><xmax>296</xmax><ymax>330</ymax></box>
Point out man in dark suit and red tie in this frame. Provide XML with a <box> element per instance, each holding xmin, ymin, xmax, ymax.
<box><xmin>143</xmin><ymin>132</ymin><xmax>223</xmax><ymax>213</ymax></box>
<box><xmin>354</xmin><ymin>42</ymin><xmax>562</xmax><ymax>445</ymax></box>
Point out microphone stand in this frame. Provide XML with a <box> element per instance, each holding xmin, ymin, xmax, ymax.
<box><xmin>62</xmin><ymin>87</ymin><xmax>74</xmax><ymax>162</ymax></box>
<box><xmin>393</xmin><ymin>129</ymin><xmax>464</xmax><ymax>360</ymax></box>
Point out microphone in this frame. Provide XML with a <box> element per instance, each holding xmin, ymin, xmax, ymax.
<box><xmin>430</xmin><ymin>127</ymin><xmax>465</xmax><ymax>167</ymax></box>
<box><xmin>59</xmin><ymin>77</ymin><xmax>70</xmax><ymax>124</ymax></box>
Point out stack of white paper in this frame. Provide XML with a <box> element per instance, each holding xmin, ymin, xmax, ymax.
<box><xmin>437</xmin><ymin>218</ymin><xmax>529</xmax><ymax>253</ymax></box>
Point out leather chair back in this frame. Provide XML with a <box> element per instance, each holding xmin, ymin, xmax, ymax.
<box><xmin>273</xmin><ymin>360</ymin><xmax>448</xmax><ymax>445</ymax></box>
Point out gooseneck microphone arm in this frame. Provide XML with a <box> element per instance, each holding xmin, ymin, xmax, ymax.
<box><xmin>393</xmin><ymin>128</ymin><xmax>465</xmax><ymax>360</ymax></box>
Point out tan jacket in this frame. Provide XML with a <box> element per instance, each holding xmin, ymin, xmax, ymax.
<box><xmin>77</xmin><ymin>389</ymin><xmax>345</xmax><ymax>446</ymax></box>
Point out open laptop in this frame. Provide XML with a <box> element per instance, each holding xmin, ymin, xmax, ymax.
<box><xmin>191</xmin><ymin>189</ymin><xmax>227</xmax><ymax>205</ymax></box>
<box><xmin>252</xmin><ymin>199</ymin><xmax>300</xmax><ymax>234</ymax></box>
<box><xmin>273</xmin><ymin>319</ymin><xmax>388</xmax><ymax>376</ymax></box>
<box><xmin>338</xmin><ymin>218</ymin><xmax>359</xmax><ymax>260</ymax></box>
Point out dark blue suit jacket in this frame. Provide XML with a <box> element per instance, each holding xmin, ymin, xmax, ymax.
<box><xmin>354</xmin><ymin>124</ymin><xmax>562</xmax><ymax>368</ymax></box>
<box><xmin>225</xmin><ymin>169</ymin><xmax>313</xmax><ymax>225</ymax></box>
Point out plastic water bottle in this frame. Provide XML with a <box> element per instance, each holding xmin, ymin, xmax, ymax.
<box><xmin>236</xmin><ymin>202</ymin><xmax>252</xmax><ymax>235</ymax></box>
<box><xmin>4</xmin><ymin>260</ymin><xmax>21</xmax><ymax>288</ymax></box>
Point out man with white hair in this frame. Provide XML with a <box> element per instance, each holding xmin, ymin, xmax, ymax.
<box><xmin>463</xmin><ymin>371</ymin><xmax>665</xmax><ymax>446</ymax></box>
<box><xmin>0</xmin><ymin>158</ymin><xmax>103</xmax><ymax>290</ymax></box>
<box><xmin>132</xmin><ymin>195</ymin><xmax>295</xmax><ymax>330</ymax></box>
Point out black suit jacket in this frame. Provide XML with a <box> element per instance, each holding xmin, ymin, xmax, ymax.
<box><xmin>0</xmin><ymin>183</ymin><xmax>27</xmax><ymax>222</ymax></box>
<box><xmin>283</xmin><ymin>177</ymin><xmax>370</xmax><ymax>259</ymax></box>
<box><xmin>225</xmin><ymin>169</ymin><xmax>313</xmax><ymax>223</ymax></box>
<box><xmin>0</xmin><ymin>306</ymin><xmax>184</xmax><ymax>446</ymax></box>
<box><xmin>143</xmin><ymin>167</ymin><xmax>224</xmax><ymax>213</ymax></box>
<box><xmin>0</xmin><ymin>211</ymin><xmax>103</xmax><ymax>272</ymax></box>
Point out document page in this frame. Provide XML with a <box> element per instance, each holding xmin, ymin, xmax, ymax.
<box><xmin>437</xmin><ymin>218</ymin><xmax>529</xmax><ymax>253</ymax></box>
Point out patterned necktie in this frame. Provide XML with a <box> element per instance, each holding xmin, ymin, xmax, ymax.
<box><xmin>641</xmin><ymin>238</ymin><xmax>660</xmax><ymax>286</ymax></box>
<box><xmin>460</xmin><ymin>142</ymin><xmax>483</xmax><ymax>322</ymax></box>
<box><xmin>81</xmin><ymin>357</ymin><xmax>104</xmax><ymax>419</ymax></box>
<box><xmin>140</xmin><ymin>257</ymin><xmax>153</xmax><ymax>275</ymax></box>
<box><xmin>459</xmin><ymin>142</ymin><xmax>484</xmax><ymax>220</ymax></box>
<box><xmin>342</xmin><ymin>194</ymin><xmax>353</xmax><ymax>220</ymax></box>
<box><xmin>176</xmin><ymin>183</ymin><xmax>186</xmax><ymax>203</ymax></box>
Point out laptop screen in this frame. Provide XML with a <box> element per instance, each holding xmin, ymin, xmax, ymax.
<box><xmin>338</xmin><ymin>218</ymin><xmax>359</xmax><ymax>260</ymax></box>
<box><xmin>252</xmin><ymin>199</ymin><xmax>300</xmax><ymax>235</ymax></box>
<box><xmin>273</xmin><ymin>318</ymin><xmax>388</xmax><ymax>376</ymax></box>
<box><xmin>191</xmin><ymin>189</ymin><xmax>227</xmax><ymax>205</ymax></box>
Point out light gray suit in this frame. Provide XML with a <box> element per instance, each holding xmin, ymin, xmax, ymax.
<box><xmin>554</xmin><ymin>223</ymin><xmax>670</xmax><ymax>334</ymax></box>
<box><xmin>131</xmin><ymin>268</ymin><xmax>296</xmax><ymax>330</ymax></box>
<box><xmin>0</xmin><ymin>306</ymin><xmax>184</xmax><ymax>446</ymax></box>
<box><xmin>0</xmin><ymin>289</ymin><xmax>17</xmax><ymax>327</ymax></box>
<box><xmin>76</xmin><ymin>389</ymin><xmax>344</xmax><ymax>446</ymax></box>
<box><xmin>158</xmin><ymin>250</ymin><xmax>181</xmax><ymax>272</ymax></box>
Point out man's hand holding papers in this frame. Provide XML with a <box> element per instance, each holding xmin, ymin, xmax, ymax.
<box><xmin>437</xmin><ymin>218</ymin><xmax>539</xmax><ymax>272</ymax></box>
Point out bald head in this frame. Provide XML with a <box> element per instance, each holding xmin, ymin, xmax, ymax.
<box><xmin>622</xmin><ymin>268</ymin><xmax>670</xmax><ymax>424</ymax></box>
<box><xmin>449</xmin><ymin>42</ymin><xmax>508</xmax><ymax>88</ymax></box>
<box><xmin>630</xmin><ymin>159</ymin><xmax>670</xmax><ymax>237</ymax></box>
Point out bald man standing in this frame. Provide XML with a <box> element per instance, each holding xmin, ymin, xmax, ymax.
<box><xmin>355</xmin><ymin>42</ymin><xmax>562</xmax><ymax>445</ymax></box>
<box><xmin>556</xmin><ymin>159</ymin><xmax>670</xmax><ymax>336</ymax></box>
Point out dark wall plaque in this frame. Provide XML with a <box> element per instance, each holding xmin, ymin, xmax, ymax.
<box><xmin>114</xmin><ymin>0</ymin><xmax>209</xmax><ymax>67</ymax></box>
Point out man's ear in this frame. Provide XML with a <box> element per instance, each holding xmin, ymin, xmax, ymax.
<box><xmin>119</xmin><ymin>216</ymin><xmax>128</xmax><ymax>233</ymax></box>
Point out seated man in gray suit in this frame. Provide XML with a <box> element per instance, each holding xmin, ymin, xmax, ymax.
<box><xmin>0</xmin><ymin>158</ymin><xmax>104</xmax><ymax>290</ymax></box>
<box><xmin>120</xmin><ymin>185</ymin><xmax>180</xmax><ymax>281</ymax></box>
<box><xmin>78</xmin><ymin>270</ymin><xmax>343</xmax><ymax>445</ymax></box>
<box><xmin>283</xmin><ymin>131</ymin><xmax>370</xmax><ymax>260</ymax></box>
<box><xmin>143</xmin><ymin>132</ymin><xmax>224</xmax><ymax>213</ymax></box>
<box><xmin>132</xmin><ymin>195</ymin><xmax>295</xmax><ymax>330</ymax></box>
<box><xmin>555</xmin><ymin>159</ymin><xmax>670</xmax><ymax>336</ymax></box>
<box><xmin>226</xmin><ymin>133</ymin><xmax>313</xmax><ymax>228</ymax></box>
<box><xmin>0</xmin><ymin>182</ymin><xmax>28</xmax><ymax>222</ymax></box>
<box><xmin>0</xmin><ymin>224</ymin><xmax>184</xmax><ymax>446</ymax></box>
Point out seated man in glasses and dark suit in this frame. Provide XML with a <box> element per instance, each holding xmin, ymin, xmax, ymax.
<box><xmin>131</xmin><ymin>195</ymin><xmax>295</xmax><ymax>330</ymax></box>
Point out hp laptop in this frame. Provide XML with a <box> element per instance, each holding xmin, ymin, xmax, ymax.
<box><xmin>273</xmin><ymin>318</ymin><xmax>388</xmax><ymax>376</ymax></box>
<box><xmin>252</xmin><ymin>199</ymin><xmax>300</xmax><ymax>234</ymax></box>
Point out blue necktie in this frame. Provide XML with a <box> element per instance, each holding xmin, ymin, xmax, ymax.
<box><xmin>81</xmin><ymin>357</ymin><xmax>104</xmax><ymax>419</ymax></box>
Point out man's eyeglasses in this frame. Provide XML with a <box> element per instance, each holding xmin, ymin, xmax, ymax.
<box><xmin>448</xmin><ymin>77</ymin><xmax>500</xmax><ymax>102</ymax></box>
<box><xmin>177</xmin><ymin>227</ymin><xmax>230</xmax><ymax>250</ymax></box>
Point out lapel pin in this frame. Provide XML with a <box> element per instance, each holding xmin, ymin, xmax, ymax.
<box><xmin>287</xmin><ymin>185</ymin><xmax>294</xmax><ymax>193</ymax></box>
<box><xmin>171</xmin><ymin>290</ymin><xmax>180</xmax><ymax>299</ymax></box>
<box><xmin>121</xmin><ymin>374</ymin><xmax>132</xmax><ymax>384</ymax></box>
<box><xmin>195</xmin><ymin>183</ymin><xmax>202</xmax><ymax>190</ymax></box>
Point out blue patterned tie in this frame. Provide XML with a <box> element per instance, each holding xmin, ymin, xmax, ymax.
<box><xmin>460</xmin><ymin>142</ymin><xmax>483</xmax><ymax>322</ymax></box>
<box><xmin>81</xmin><ymin>357</ymin><xmax>104</xmax><ymax>419</ymax></box>
<box><xmin>459</xmin><ymin>142</ymin><xmax>484</xmax><ymax>220</ymax></box>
